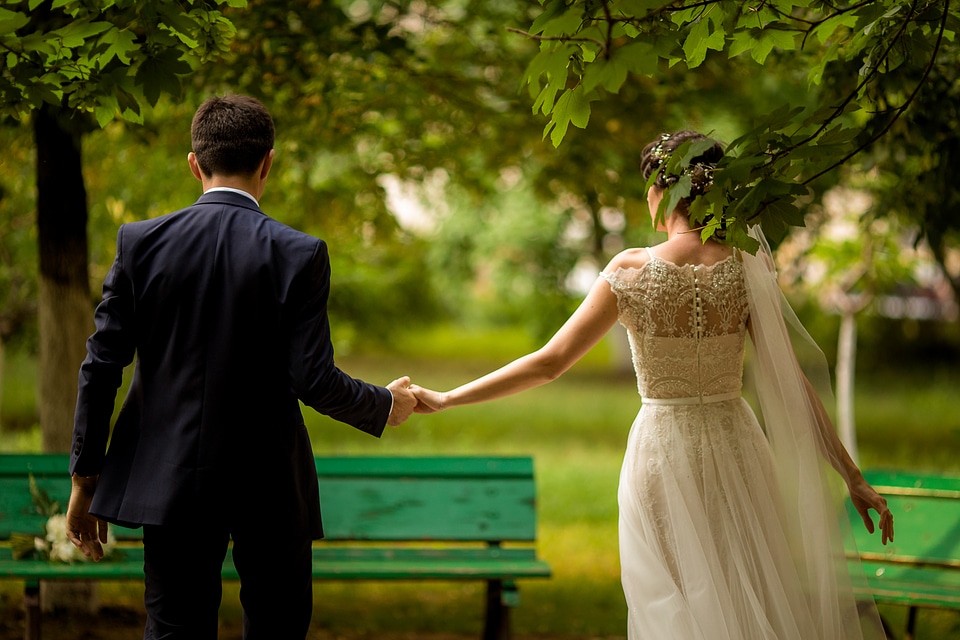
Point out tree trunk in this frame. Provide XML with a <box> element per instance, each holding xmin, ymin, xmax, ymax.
<box><xmin>836</xmin><ymin>311</ymin><xmax>859</xmax><ymax>464</ymax></box>
<box><xmin>34</xmin><ymin>104</ymin><xmax>98</xmax><ymax>613</ymax></box>
<box><xmin>34</xmin><ymin>104</ymin><xmax>94</xmax><ymax>454</ymax></box>
<box><xmin>0</xmin><ymin>337</ymin><xmax>5</xmax><ymax>435</ymax></box>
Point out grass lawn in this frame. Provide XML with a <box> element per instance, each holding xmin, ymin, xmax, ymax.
<box><xmin>1</xmin><ymin>325</ymin><xmax>959</xmax><ymax>637</ymax></box>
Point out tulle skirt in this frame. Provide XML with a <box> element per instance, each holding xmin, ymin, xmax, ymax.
<box><xmin>618</xmin><ymin>398</ymin><xmax>874</xmax><ymax>639</ymax></box>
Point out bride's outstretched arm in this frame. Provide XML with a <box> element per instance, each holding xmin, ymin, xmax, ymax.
<box><xmin>799</xmin><ymin>372</ymin><xmax>895</xmax><ymax>544</ymax></box>
<box><xmin>746</xmin><ymin>318</ymin><xmax>894</xmax><ymax>544</ymax></box>
<box><xmin>411</xmin><ymin>273</ymin><xmax>620</xmax><ymax>413</ymax></box>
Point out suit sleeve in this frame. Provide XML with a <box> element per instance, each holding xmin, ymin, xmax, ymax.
<box><xmin>288</xmin><ymin>240</ymin><xmax>392</xmax><ymax>436</ymax></box>
<box><xmin>71</xmin><ymin>227</ymin><xmax>137</xmax><ymax>477</ymax></box>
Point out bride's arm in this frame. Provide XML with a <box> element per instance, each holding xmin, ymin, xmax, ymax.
<box><xmin>412</xmin><ymin>273</ymin><xmax>621</xmax><ymax>412</ymax></box>
<box><xmin>746</xmin><ymin>317</ymin><xmax>894</xmax><ymax>544</ymax></box>
<box><xmin>798</xmin><ymin>371</ymin><xmax>894</xmax><ymax>544</ymax></box>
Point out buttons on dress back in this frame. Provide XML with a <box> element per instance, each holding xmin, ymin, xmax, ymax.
<box><xmin>692</xmin><ymin>266</ymin><xmax>703</xmax><ymax>339</ymax></box>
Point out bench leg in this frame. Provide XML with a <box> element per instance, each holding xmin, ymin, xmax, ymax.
<box><xmin>482</xmin><ymin>579</ymin><xmax>519</xmax><ymax>640</ymax></box>
<box><xmin>905</xmin><ymin>605</ymin><xmax>918</xmax><ymax>640</ymax></box>
<box><xmin>24</xmin><ymin>581</ymin><xmax>41</xmax><ymax>640</ymax></box>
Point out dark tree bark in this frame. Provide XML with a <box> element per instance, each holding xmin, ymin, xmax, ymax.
<box><xmin>34</xmin><ymin>104</ymin><xmax>94</xmax><ymax>453</ymax></box>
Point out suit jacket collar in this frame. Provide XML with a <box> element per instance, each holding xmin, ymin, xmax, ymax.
<box><xmin>195</xmin><ymin>189</ymin><xmax>265</xmax><ymax>215</ymax></box>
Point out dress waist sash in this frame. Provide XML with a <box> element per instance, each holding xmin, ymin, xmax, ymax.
<box><xmin>641</xmin><ymin>390</ymin><xmax>741</xmax><ymax>406</ymax></box>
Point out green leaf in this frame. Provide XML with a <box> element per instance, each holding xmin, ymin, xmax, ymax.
<box><xmin>678</xmin><ymin>138</ymin><xmax>720</xmax><ymax>166</ymax></box>
<box><xmin>134</xmin><ymin>52</ymin><xmax>187</xmax><ymax>105</ymax></box>
<box><xmin>0</xmin><ymin>8</ymin><xmax>29</xmax><ymax>35</ymax></box>
<box><xmin>740</xmin><ymin>24</ymin><xmax>800</xmax><ymax>65</ymax></box>
<box><xmin>52</xmin><ymin>21</ymin><xmax>112</xmax><ymax>48</ymax></box>
<box><xmin>765</xmin><ymin>198</ymin><xmax>805</xmax><ymax>228</ymax></box>
<box><xmin>683</xmin><ymin>19</ymin><xmax>710</xmax><ymax>68</ymax></box>
<box><xmin>813</xmin><ymin>13</ymin><xmax>859</xmax><ymax>46</ymax></box>
<box><xmin>548</xmin><ymin>86</ymin><xmax>592</xmax><ymax>147</ymax></box>
<box><xmin>540</xmin><ymin>7</ymin><xmax>583</xmax><ymax>38</ymax></box>
<box><xmin>619</xmin><ymin>40</ymin><xmax>659</xmax><ymax>76</ymax></box>
<box><xmin>581</xmin><ymin>56</ymin><xmax>628</xmax><ymax>94</ymax></box>
<box><xmin>663</xmin><ymin>173</ymin><xmax>692</xmax><ymax>217</ymax></box>
<box><xmin>29</xmin><ymin>474</ymin><xmax>60</xmax><ymax>518</ymax></box>
<box><xmin>99</xmin><ymin>28</ymin><xmax>139</xmax><ymax>65</ymax></box>
<box><xmin>817</xmin><ymin>124</ymin><xmax>858</xmax><ymax>146</ymax></box>
<box><xmin>567</xmin><ymin>86</ymin><xmax>591</xmax><ymax>129</ymax></box>
<box><xmin>726</xmin><ymin>224</ymin><xmax>761</xmax><ymax>254</ymax></box>
<box><xmin>728</xmin><ymin>30</ymin><xmax>757</xmax><ymax>58</ymax></box>
<box><xmin>94</xmin><ymin>96</ymin><xmax>118</xmax><ymax>128</ymax></box>
<box><xmin>544</xmin><ymin>89</ymin><xmax>573</xmax><ymax>147</ymax></box>
<box><xmin>530</xmin><ymin>0</ymin><xmax>566</xmax><ymax>35</ymax></box>
<box><xmin>532</xmin><ymin>83</ymin><xmax>560</xmax><ymax>116</ymax></box>
<box><xmin>807</xmin><ymin>42</ymin><xmax>841</xmax><ymax>86</ymax></box>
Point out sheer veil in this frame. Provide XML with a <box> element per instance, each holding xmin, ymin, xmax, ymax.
<box><xmin>741</xmin><ymin>226</ymin><xmax>886</xmax><ymax>639</ymax></box>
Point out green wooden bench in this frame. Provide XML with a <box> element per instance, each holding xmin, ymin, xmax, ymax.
<box><xmin>0</xmin><ymin>453</ymin><xmax>551</xmax><ymax>640</ymax></box>
<box><xmin>847</xmin><ymin>470</ymin><xmax>960</xmax><ymax>640</ymax></box>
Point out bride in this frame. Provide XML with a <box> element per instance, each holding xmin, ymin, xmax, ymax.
<box><xmin>411</xmin><ymin>131</ymin><xmax>894</xmax><ymax>639</ymax></box>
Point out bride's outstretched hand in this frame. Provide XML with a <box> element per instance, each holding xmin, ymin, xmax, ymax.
<box><xmin>409</xmin><ymin>385</ymin><xmax>444</xmax><ymax>414</ymax></box>
<box><xmin>849</xmin><ymin>475</ymin><xmax>895</xmax><ymax>545</ymax></box>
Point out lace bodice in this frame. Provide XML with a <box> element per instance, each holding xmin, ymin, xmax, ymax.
<box><xmin>602</xmin><ymin>253</ymin><xmax>749</xmax><ymax>400</ymax></box>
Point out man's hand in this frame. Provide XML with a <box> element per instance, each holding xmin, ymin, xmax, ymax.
<box><xmin>386</xmin><ymin>376</ymin><xmax>417</xmax><ymax>426</ymax></box>
<box><xmin>66</xmin><ymin>474</ymin><xmax>108</xmax><ymax>561</ymax></box>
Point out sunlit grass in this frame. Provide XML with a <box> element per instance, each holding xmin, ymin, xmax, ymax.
<box><xmin>2</xmin><ymin>327</ymin><xmax>959</xmax><ymax>636</ymax></box>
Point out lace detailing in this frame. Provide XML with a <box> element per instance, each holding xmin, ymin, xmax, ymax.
<box><xmin>601</xmin><ymin>254</ymin><xmax>749</xmax><ymax>400</ymax></box>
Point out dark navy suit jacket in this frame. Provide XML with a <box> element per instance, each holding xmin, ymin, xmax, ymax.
<box><xmin>70</xmin><ymin>190</ymin><xmax>392</xmax><ymax>537</ymax></box>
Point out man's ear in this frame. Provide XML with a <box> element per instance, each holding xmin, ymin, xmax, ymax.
<box><xmin>188</xmin><ymin>152</ymin><xmax>204</xmax><ymax>182</ymax></box>
<box><xmin>259</xmin><ymin>149</ymin><xmax>274</xmax><ymax>181</ymax></box>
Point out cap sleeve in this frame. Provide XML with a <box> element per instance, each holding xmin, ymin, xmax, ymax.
<box><xmin>600</xmin><ymin>266</ymin><xmax>648</xmax><ymax>329</ymax></box>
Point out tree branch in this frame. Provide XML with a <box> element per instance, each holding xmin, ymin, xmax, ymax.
<box><xmin>764</xmin><ymin>0</ymin><xmax>921</xmax><ymax>166</ymax></box>
<box><xmin>505</xmin><ymin>27</ymin><xmax>607</xmax><ymax>53</ymax></box>
<box><xmin>801</xmin><ymin>0</ymin><xmax>949</xmax><ymax>185</ymax></box>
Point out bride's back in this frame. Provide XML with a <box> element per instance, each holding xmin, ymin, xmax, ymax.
<box><xmin>649</xmin><ymin>236</ymin><xmax>733</xmax><ymax>269</ymax></box>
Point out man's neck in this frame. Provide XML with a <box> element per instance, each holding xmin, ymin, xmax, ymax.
<box><xmin>202</xmin><ymin>176</ymin><xmax>261</xmax><ymax>201</ymax></box>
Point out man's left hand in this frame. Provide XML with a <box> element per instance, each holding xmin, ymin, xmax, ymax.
<box><xmin>66</xmin><ymin>474</ymin><xmax>108</xmax><ymax>561</ymax></box>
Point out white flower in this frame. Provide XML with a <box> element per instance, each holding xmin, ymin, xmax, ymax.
<box><xmin>45</xmin><ymin>513</ymin><xmax>117</xmax><ymax>563</ymax></box>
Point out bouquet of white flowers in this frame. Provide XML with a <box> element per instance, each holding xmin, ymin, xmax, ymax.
<box><xmin>10</xmin><ymin>474</ymin><xmax>116</xmax><ymax>562</ymax></box>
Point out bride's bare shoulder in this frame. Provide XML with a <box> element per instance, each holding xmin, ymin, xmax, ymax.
<box><xmin>604</xmin><ymin>247</ymin><xmax>652</xmax><ymax>273</ymax></box>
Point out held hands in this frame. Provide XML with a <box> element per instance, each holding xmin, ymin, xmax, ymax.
<box><xmin>849</xmin><ymin>474</ymin><xmax>895</xmax><ymax>546</ymax></box>
<box><xmin>409</xmin><ymin>384</ymin><xmax>444</xmax><ymax>414</ymax></box>
<box><xmin>66</xmin><ymin>474</ymin><xmax>109</xmax><ymax>562</ymax></box>
<box><xmin>386</xmin><ymin>376</ymin><xmax>418</xmax><ymax>426</ymax></box>
<box><xmin>385</xmin><ymin>378</ymin><xmax>447</xmax><ymax>425</ymax></box>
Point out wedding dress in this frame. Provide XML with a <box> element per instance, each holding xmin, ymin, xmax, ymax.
<box><xmin>602</xmin><ymin>246</ymin><xmax>882</xmax><ymax>640</ymax></box>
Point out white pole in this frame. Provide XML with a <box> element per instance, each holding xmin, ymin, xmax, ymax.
<box><xmin>836</xmin><ymin>311</ymin><xmax>859</xmax><ymax>464</ymax></box>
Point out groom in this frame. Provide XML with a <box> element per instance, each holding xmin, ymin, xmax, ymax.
<box><xmin>65</xmin><ymin>94</ymin><xmax>417</xmax><ymax>639</ymax></box>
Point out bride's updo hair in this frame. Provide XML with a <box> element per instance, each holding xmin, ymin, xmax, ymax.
<box><xmin>640</xmin><ymin>130</ymin><xmax>724</xmax><ymax>206</ymax></box>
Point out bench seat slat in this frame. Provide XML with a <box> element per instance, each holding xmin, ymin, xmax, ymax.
<box><xmin>853</xmin><ymin>560</ymin><xmax>960</xmax><ymax>608</ymax></box>
<box><xmin>0</xmin><ymin>547</ymin><xmax>551</xmax><ymax>581</ymax></box>
<box><xmin>315</xmin><ymin>456</ymin><xmax>534</xmax><ymax>479</ymax></box>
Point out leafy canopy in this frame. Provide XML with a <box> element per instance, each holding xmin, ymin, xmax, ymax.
<box><xmin>519</xmin><ymin>0</ymin><xmax>958</xmax><ymax>251</ymax></box>
<box><xmin>0</xmin><ymin>0</ymin><xmax>243</xmax><ymax>127</ymax></box>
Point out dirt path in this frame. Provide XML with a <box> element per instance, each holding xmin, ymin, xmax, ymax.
<box><xmin>0</xmin><ymin>605</ymin><xmax>623</xmax><ymax>640</ymax></box>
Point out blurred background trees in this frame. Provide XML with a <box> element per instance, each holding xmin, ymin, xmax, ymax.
<box><xmin>1</xmin><ymin>0</ymin><xmax>958</xmax><ymax>444</ymax></box>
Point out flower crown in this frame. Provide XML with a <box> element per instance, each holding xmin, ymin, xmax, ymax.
<box><xmin>649</xmin><ymin>133</ymin><xmax>716</xmax><ymax>193</ymax></box>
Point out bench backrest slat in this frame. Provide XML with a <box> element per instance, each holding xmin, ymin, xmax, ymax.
<box><xmin>0</xmin><ymin>454</ymin><xmax>538</xmax><ymax>543</ymax></box>
<box><xmin>847</xmin><ymin>470</ymin><xmax>960</xmax><ymax>568</ymax></box>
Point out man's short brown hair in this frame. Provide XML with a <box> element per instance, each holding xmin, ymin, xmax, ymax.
<box><xmin>190</xmin><ymin>95</ymin><xmax>274</xmax><ymax>177</ymax></box>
